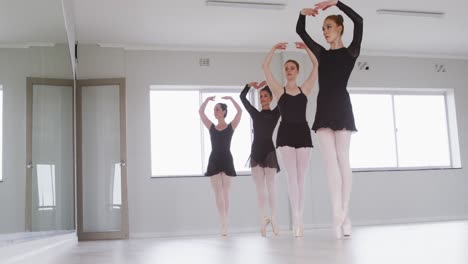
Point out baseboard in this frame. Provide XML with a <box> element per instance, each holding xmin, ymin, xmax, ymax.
<box><xmin>131</xmin><ymin>215</ymin><xmax>468</xmax><ymax>239</ymax></box>
<box><xmin>130</xmin><ymin>225</ymin><xmax>291</xmax><ymax>239</ymax></box>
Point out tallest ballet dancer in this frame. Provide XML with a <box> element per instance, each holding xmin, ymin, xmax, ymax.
<box><xmin>297</xmin><ymin>0</ymin><xmax>363</xmax><ymax>238</ymax></box>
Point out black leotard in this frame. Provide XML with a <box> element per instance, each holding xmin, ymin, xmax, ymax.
<box><xmin>205</xmin><ymin>123</ymin><xmax>237</xmax><ymax>176</ymax></box>
<box><xmin>296</xmin><ymin>0</ymin><xmax>363</xmax><ymax>132</ymax></box>
<box><xmin>276</xmin><ymin>87</ymin><xmax>313</xmax><ymax>148</ymax></box>
<box><xmin>240</xmin><ymin>85</ymin><xmax>281</xmax><ymax>171</ymax></box>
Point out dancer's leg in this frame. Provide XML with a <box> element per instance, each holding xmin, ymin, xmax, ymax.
<box><xmin>252</xmin><ymin>166</ymin><xmax>269</xmax><ymax>236</ymax></box>
<box><xmin>210</xmin><ymin>173</ymin><xmax>227</xmax><ymax>235</ymax></box>
<box><xmin>296</xmin><ymin>147</ymin><xmax>312</xmax><ymax>235</ymax></box>
<box><xmin>221</xmin><ymin>173</ymin><xmax>232</xmax><ymax>235</ymax></box>
<box><xmin>278</xmin><ymin>146</ymin><xmax>300</xmax><ymax>235</ymax></box>
<box><xmin>265</xmin><ymin>167</ymin><xmax>279</xmax><ymax>235</ymax></box>
<box><xmin>317</xmin><ymin>128</ymin><xmax>343</xmax><ymax>238</ymax></box>
<box><xmin>252</xmin><ymin>166</ymin><xmax>267</xmax><ymax>220</ymax></box>
<box><xmin>335</xmin><ymin>130</ymin><xmax>353</xmax><ymax>236</ymax></box>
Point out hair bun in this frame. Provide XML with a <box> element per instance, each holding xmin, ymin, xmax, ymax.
<box><xmin>337</xmin><ymin>14</ymin><xmax>344</xmax><ymax>23</ymax></box>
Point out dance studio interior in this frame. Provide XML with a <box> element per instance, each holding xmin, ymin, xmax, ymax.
<box><xmin>0</xmin><ymin>0</ymin><xmax>467</xmax><ymax>263</ymax></box>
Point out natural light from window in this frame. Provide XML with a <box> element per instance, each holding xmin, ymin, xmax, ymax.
<box><xmin>150</xmin><ymin>87</ymin><xmax>253</xmax><ymax>177</ymax></box>
<box><xmin>349</xmin><ymin>91</ymin><xmax>453</xmax><ymax>170</ymax></box>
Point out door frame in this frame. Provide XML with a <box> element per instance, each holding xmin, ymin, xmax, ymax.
<box><xmin>76</xmin><ymin>78</ymin><xmax>128</xmax><ymax>241</ymax></box>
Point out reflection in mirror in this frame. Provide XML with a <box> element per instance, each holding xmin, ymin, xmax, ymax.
<box><xmin>0</xmin><ymin>0</ymin><xmax>74</xmax><ymax>244</ymax></box>
<box><xmin>29</xmin><ymin>83</ymin><xmax>74</xmax><ymax>232</ymax></box>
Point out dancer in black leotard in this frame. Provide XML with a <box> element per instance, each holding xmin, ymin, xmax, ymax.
<box><xmin>240</xmin><ymin>81</ymin><xmax>281</xmax><ymax>236</ymax></box>
<box><xmin>297</xmin><ymin>0</ymin><xmax>363</xmax><ymax>238</ymax></box>
<box><xmin>199</xmin><ymin>95</ymin><xmax>242</xmax><ymax>236</ymax></box>
<box><xmin>262</xmin><ymin>42</ymin><xmax>318</xmax><ymax>237</ymax></box>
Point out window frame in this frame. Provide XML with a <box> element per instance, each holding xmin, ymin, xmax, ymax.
<box><xmin>349</xmin><ymin>87</ymin><xmax>461</xmax><ymax>172</ymax></box>
<box><xmin>150</xmin><ymin>85</ymin><xmax>255</xmax><ymax>178</ymax></box>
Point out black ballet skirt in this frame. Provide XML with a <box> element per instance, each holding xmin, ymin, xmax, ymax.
<box><xmin>240</xmin><ymin>85</ymin><xmax>281</xmax><ymax>172</ymax></box>
<box><xmin>276</xmin><ymin>87</ymin><xmax>313</xmax><ymax>149</ymax></box>
<box><xmin>296</xmin><ymin>0</ymin><xmax>363</xmax><ymax>132</ymax></box>
<box><xmin>205</xmin><ymin>123</ymin><xmax>237</xmax><ymax>177</ymax></box>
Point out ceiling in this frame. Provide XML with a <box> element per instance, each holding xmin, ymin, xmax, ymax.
<box><xmin>1</xmin><ymin>0</ymin><xmax>467</xmax><ymax>57</ymax></box>
<box><xmin>72</xmin><ymin>0</ymin><xmax>468</xmax><ymax>57</ymax></box>
<box><xmin>0</xmin><ymin>0</ymin><xmax>67</xmax><ymax>46</ymax></box>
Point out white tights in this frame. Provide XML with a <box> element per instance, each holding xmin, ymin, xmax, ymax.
<box><xmin>251</xmin><ymin>166</ymin><xmax>277</xmax><ymax>222</ymax></box>
<box><xmin>210</xmin><ymin>173</ymin><xmax>232</xmax><ymax>235</ymax></box>
<box><xmin>317</xmin><ymin>128</ymin><xmax>352</xmax><ymax>231</ymax></box>
<box><xmin>278</xmin><ymin>146</ymin><xmax>312</xmax><ymax>229</ymax></box>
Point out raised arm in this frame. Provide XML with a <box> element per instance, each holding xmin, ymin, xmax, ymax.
<box><xmin>295</xmin><ymin>42</ymin><xmax>318</xmax><ymax>96</ymax></box>
<box><xmin>199</xmin><ymin>96</ymin><xmax>215</xmax><ymax>129</ymax></box>
<box><xmin>239</xmin><ymin>83</ymin><xmax>259</xmax><ymax>117</ymax></box>
<box><xmin>262</xmin><ymin>43</ymin><xmax>287</xmax><ymax>100</ymax></box>
<box><xmin>222</xmin><ymin>96</ymin><xmax>243</xmax><ymax>130</ymax></box>
<box><xmin>314</xmin><ymin>0</ymin><xmax>363</xmax><ymax>57</ymax></box>
<box><xmin>296</xmin><ymin>9</ymin><xmax>325</xmax><ymax>61</ymax></box>
<box><xmin>336</xmin><ymin>1</ymin><xmax>363</xmax><ymax>57</ymax></box>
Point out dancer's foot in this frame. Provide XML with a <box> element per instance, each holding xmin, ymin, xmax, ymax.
<box><xmin>342</xmin><ymin>216</ymin><xmax>352</xmax><ymax>237</ymax></box>
<box><xmin>221</xmin><ymin>219</ymin><xmax>228</xmax><ymax>236</ymax></box>
<box><xmin>297</xmin><ymin>224</ymin><xmax>304</xmax><ymax>237</ymax></box>
<box><xmin>261</xmin><ymin>217</ymin><xmax>270</xmax><ymax>237</ymax></box>
<box><xmin>293</xmin><ymin>224</ymin><xmax>304</xmax><ymax>237</ymax></box>
<box><xmin>333</xmin><ymin>225</ymin><xmax>342</xmax><ymax>239</ymax></box>
<box><xmin>332</xmin><ymin>211</ymin><xmax>345</xmax><ymax>239</ymax></box>
<box><xmin>271</xmin><ymin>218</ymin><xmax>280</xmax><ymax>236</ymax></box>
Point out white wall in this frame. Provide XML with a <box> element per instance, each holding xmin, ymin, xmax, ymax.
<box><xmin>76</xmin><ymin>45</ymin><xmax>468</xmax><ymax>237</ymax></box>
<box><xmin>0</xmin><ymin>44</ymin><xmax>73</xmax><ymax>233</ymax></box>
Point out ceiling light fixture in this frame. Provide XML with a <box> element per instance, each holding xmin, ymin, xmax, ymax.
<box><xmin>206</xmin><ymin>1</ymin><xmax>286</xmax><ymax>10</ymax></box>
<box><xmin>377</xmin><ymin>9</ymin><xmax>445</xmax><ymax>18</ymax></box>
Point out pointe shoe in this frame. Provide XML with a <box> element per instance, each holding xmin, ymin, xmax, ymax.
<box><xmin>221</xmin><ymin>221</ymin><xmax>228</xmax><ymax>236</ymax></box>
<box><xmin>261</xmin><ymin>217</ymin><xmax>270</xmax><ymax>237</ymax></box>
<box><xmin>293</xmin><ymin>224</ymin><xmax>304</xmax><ymax>237</ymax></box>
<box><xmin>333</xmin><ymin>225</ymin><xmax>343</xmax><ymax>239</ymax></box>
<box><xmin>271</xmin><ymin>218</ymin><xmax>280</xmax><ymax>236</ymax></box>
<box><xmin>296</xmin><ymin>224</ymin><xmax>304</xmax><ymax>237</ymax></box>
<box><xmin>342</xmin><ymin>217</ymin><xmax>352</xmax><ymax>237</ymax></box>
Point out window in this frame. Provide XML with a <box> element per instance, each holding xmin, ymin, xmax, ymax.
<box><xmin>0</xmin><ymin>86</ymin><xmax>2</xmax><ymax>181</ymax></box>
<box><xmin>150</xmin><ymin>86</ymin><xmax>253</xmax><ymax>177</ymax></box>
<box><xmin>36</xmin><ymin>164</ymin><xmax>56</xmax><ymax>210</ymax></box>
<box><xmin>349</xmin><ymin>89</ymin><xmax>459</xmax><ymax>170</ymax></box>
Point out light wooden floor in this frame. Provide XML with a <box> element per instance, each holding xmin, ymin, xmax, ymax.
<box><xmin>1</xmin><ymin>221</ymin><xmax>467</xmax><ymax>264</ymax></box>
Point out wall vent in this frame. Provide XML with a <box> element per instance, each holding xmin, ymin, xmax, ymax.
<box><xmin>199</xmin><ymin>57</ymin><xmax>210</xmax><ymax>67</ymax></box>
<box><xmin>435</xmin><ymin>64</ymin><xmax>446</xmax><ymax>72</ymax></box>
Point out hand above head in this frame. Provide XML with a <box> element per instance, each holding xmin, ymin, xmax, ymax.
<box><xmin>221</xmin><ymin>96</ymin><xmax>233</xmax><ymax>100</ymax></box>
<box><xmin>314</xmin><ymin>0</ymin><xmax>338</xmax><ymax>11</ymax></box>
<box><xmin>206</xmin><ymin>96</ymin><xmax>216</xmax><ymax>101</ymax></box>
<box><xmin>272</xmin><ymin>42</ymin><xmax>288</xmax><ymax>51</ymax></box>
<box><xmin>257</xmin><ymin>80</ymin><xmax>267</xmax><ymax>89</ymax></box>
<box><xmin>295</xmin><ymin>42</ymin><xmax>307</xmax><ymax>50</ymax></box>
<box><xmin>301</xmin><ymin>7</ymin><xmax>319</xmax><ymax>16</ymax></box>
<box><xmin>248</xmin><ymin>82</ymin><xmax>259</xmax><ymax>89</ymax></box>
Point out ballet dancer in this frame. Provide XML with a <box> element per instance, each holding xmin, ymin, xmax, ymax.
<box><xmin>240</xmin><ymin>81</ymin><xmax>281</xmax><ymax>236</ymax></box>
<box><xmin>297</xmin><ymin>0</ymin><xmax>363</xmax><ymax>238</ymax></box>
<box><xmin>262</xmin><ymin>41</ymin><xmax>318</xmax><ymax>237</ymax></box>
<box><xmin>199</xmin><ymin>96</ymin><xmax>242</xmax><ymax>236</ymax></box>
